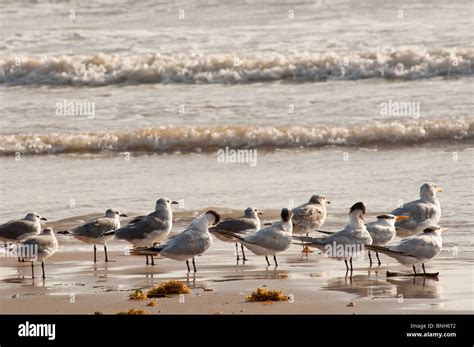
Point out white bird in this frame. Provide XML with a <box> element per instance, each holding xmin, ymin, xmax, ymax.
<box><xmin>209</xmin><ymin>207</ymin><xmax>261</xmax><ymax>262</ymax></box>
<box><xmin>17</xmin><ymin>228</ymin><xmax>58</xmax><ymax>279</ymax></box>
<box><xmin>219</xmin><ymin>208</ymin><xmax>293</xmax><ymax>267</ymax></box>
<box><xmin>365</xmin><ymin>214</ymin><xmax>409</xmax><ymax>266</ymax></box>
<box><xmin>391</xmin><ymin>183</ymin><xmax>442</xmax><ymax>237</ymax></box>
<box><xmin>0</xmin><ymin>212</ymin><xmax>47</xmax><ymax>244</ymax></box>
<box><xmin>295</xmin><ymin>202</ymin><xmax>372</xmax><ymax>272</ymax></box>
<box><xmin>292</xmin><ymin>195</ymin><xmax>330</xmax><ymax>253</ymax></box>
<box><xmin>58</xmin><ymin>208</ymin><xmax>126</xmax><ymax>262</ymax></box>
<box><xmin>131</xmin><ymin>210</ymin><xmax>220</xmax><ymax>272</ymax></box>
<box><xmin>366</xmin><ymin>225</ymin><xmax>446</xmax><ymax>275</ymax></box>
<box><xmin>107</xmin><ymin>198</ymin><xmax>178</xmax><ymax>265</ymax></box>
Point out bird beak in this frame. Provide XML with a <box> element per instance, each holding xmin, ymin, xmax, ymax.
<box><xmin>441</xmin><ymin>227</ymin><xmax>448</xmax><ymax>233</ymax></box>
<box><xmin>171</xmin><ymin>201</ymin><xmax>179</xmax><ymax>205</ymax></box>
<box><xmin>258</xmin><ymin>212</ymin><xmax>263</xmax><ymax>215</ymax></box>
<box><xmin>40</xmin><ymin>217</ymin><xmax>47</xmax><ymax>221</ymax></box>
<box><xmin>395</xmin><ymin>215</ymin><xmax>409</xmax><ymax>221</ymax></box>
<box><xmin>436</xmin><ymin>187</ymin><xmax>443</xmax><ymax>193</ymax></box>
<box><xmin>120</xmin><ymin>213</ymin><xmax>128</xmax><ymax>217</ymax></box>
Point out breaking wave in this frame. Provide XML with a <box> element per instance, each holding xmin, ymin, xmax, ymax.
<box><xmin>1</xmin><ymin>48</ymin><xmax>473</xmax><ymax>86</ymax></box>
<box><xmin>1</xmin><ymin>119</ymin><xmax>472</xmax><ymax>155</ymax></box>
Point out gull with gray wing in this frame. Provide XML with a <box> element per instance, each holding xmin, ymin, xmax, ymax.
<box><xmin>105</xmin><ymin>198</ymin><xmax>178</xmax><ymax>265</ymax></box>
<box><xmin>131</xmin><ymin>210</ymin><xmax>220</xmax><ymax>273</ymax></box>
<box><xmin>58</xmin><ymin>208</ymin><xmax>126</xmax><ymax>262</ymax></box>
<box><xmin>209</xmin><ymin>207</ymin><xmax>261</xmax><ymax>261</ymax></box>
<box><xmin>294</xmin><ymin>202</ymin><xmax>372</xmax><ymax>273</ymax></box>
<box><xmin>218</xmin><ymin>208</ymin><xmax>293</xmax><ymax>267</ymax></box>
<box><xmin>391</xmin><ymin>182</ymin><xmax>442</xmax><ymax>237</ymax></box>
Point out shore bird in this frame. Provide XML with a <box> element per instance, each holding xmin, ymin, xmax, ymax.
<box><xmin>294</xmin><ymin>202</ymin><xmax>372</xmax><ymax>273</ymax></box>
<box><xmin>292</xmin><ymin>195</ymin><xmax>330</xmax><ymax>253</ymax></box>
<box><xmin>130</xmin><ymin>210</ymin><xmax>220</xmax><ymax>273</ymax></box>
<box><xmin>106</xmin><ymin>198</ymin><xmax>178</xmax><ymax>265</ymax></box>
<box><xmin>0</xmin><ymin>212</ymin><xmax>47</xmax><ymax>244</ymax></box>
<box><xmin>366</xmin><ymin>225</ymin><xmax>446</xmax><ymax>277</ymax></box>
<box><xmin>58</xmin><ymin>208</ymin><xmax>126</xmax><ymax>262</ymax></box>
<box><xmin>218</xmin><ymin>208</ymin><xmax>293</xmax><ymax>267</ymax></box>
<box><xmin>209</xmin><ymin>207</ymin><xmax>261</xmax><ymax>261</ymax></box>
<box><xmin>17</xmin><ymin>228</ymin><xmax>58</xmax><ymax>279</ymax></box>
<box><xmin>391</xmin><ymin>182</ymin><xmax>442</xmax><ymax>237</ymax></box>
<box><xmin>0</xmin><ymin>213</ymin><xmax>47</xmax><ymax>261</ymax></box>
<box><xmin>365</xmin><ymin>214</ymin><xmax>409</xmax><ymax>266</ymax></box>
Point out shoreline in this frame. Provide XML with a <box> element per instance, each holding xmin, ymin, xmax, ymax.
<box><xmin>1</xmin><ymin>244</ymin><xmax>471</xmax><ymax>314</ymax></box>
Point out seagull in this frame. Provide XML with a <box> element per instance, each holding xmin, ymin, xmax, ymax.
<box><xmin>391</xmin><ymin>182</ymin><xmax>442</xmax><ymax>237</ymax></box>
<box><xmin>0</xmin><ymin>212</ymin><xmax>47</xmax><ymax>261</ymax></box>
<box><xmin>58</xmin><ymin>208</ymin><xmax>126</xmax><ymax>262</ymax></box>
<box><xmin>130</xmin><ymin>210</ymin><xmax>220</xmax><ymax>273</ymax></box>
<box><xmin>365</xmin><ymin>214</ymin><xmax>409</xmax><ymax>266</ymax></box>
<box><xmin>209</xmin><ymin>207</ymin><xmax>262</xmax><ymax>262</ymax></box>
<box><xmin>294</xmin><ymin>202</ymin><xmax>372</xmax><ymax>273</ymax></box>
<box><xmin>0</xmin><ymin>212</ymin><xmax>46</xmax><ymax>244</ymax></box>
<box><xmin>218</xmin><ymin>208</ymin><xmax>293</xmax><ymax>267</ymax></box>
<box><xmin>292</xmin><ymin>195</ymin><xmax>330</xmax><ymax>253</ymax></box>
<box><xmin>366</xmin><ymin>225</ymin><xmax>446</xmax><ymax>276</ymax></box>
<box><xmin>106</xmin><ymin>198</ymin><xmax>178</xmax><ymax>265</ymax></box>
<box><xmin>16</xmin><ymin>228</ymin><xmax>58</xmax><ymax>279</ymax></box>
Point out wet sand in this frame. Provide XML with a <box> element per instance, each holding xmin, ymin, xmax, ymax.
<box><xmin>0</xmin><ymin>215</ymin><xmax>472</xmax><ymax>314</ymax></box>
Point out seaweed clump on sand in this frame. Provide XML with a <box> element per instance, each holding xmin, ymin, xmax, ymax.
<box><xmin>117</xmin><ymin>309</ymin><xmax>147</xmax><ymax>315</ymax></box>
<box><xmin>147</xmin><ymin>299</ymin><xmax>158</xmax><ymax>307</ymax></box>
<box><xmin>147</xmin><ymin>280</ymin><xmax>191</xmax><ymax>298</ymax></box>
<box><xmin>129</xmin><ymin>289</ymin><xmax>148</xmax><ymax>301</ymax></box>
<box><xmin>246</xmin><ymin>288</ymin><xmax>288</xmax><ymax>302</ymax></box>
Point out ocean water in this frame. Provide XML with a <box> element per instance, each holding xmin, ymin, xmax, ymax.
<box><xmin>0</xmin><ymin>0</ymin><xmax>473</xmax><ymax>259</ymax></box>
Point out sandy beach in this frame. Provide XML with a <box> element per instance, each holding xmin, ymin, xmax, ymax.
<box><xmin>0</xmin><ymin>213</ymin><xmax>472</xmax><ymax>315</ymax></box>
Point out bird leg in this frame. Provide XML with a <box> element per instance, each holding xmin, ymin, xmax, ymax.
<box><xmin>235</xmin><ymin>243</ymin><xmax>240</xmax><ymax>262</ymax></box>
<box><xmin>422</xmin><ymin>263</ymin><xmax>426</xmax><ymax>273</ymax></box>
<box><xmin>41</xmin><ymin>261</ymin><xmax>45</xmax><ymax>279</ymax></box>
<box><xmin>192</xmin><ymin>257</ymin><xmax>197</xmax><ymax>273</ymax></box>
<box><xmin>241</xmin><ymin>244</ymin><xmax>248</xmax><ymax>262</ymax></box>
<box><xmin>344</xmin><ymin>259</ymin><xmax>349</xmax><ymax>271</ymax></box>
<box><xmin>368</xmin><ymin>251</ymin><xmax>373</xmax><ymax>267</ymax></box>
<box><xmin>104</xmin><ymin>245</ymin><xmax>110</xmax><ymax>262</ymax></box>
<box><xmin>93</xmin><ymin>245</ymin><xmax>97</xmax><ymax>263</ymax></box>
<box><xmin>151</xmin><ymin>256</ymin><xmax>155</xmax><ymax>266</ymax></box>
<box><xmin>265</xmin><ymin>255</ymin><xmax>270</xmax><ymax>266</ymax></box>
<box><xmin>376</xmin><ymin>252</ymin><xmax>382</xmax><ymax>266</ymax></box>
<box><xmin>31</xmin><ymin>262</ymin><xmax>35</xmax><ymax>279</ymax></box>
<box><xmin>413</xmin><ymin>265</ymin><xmax>416</xmax><ymax>274</ymax></box>
<box><xmin>186</xmin><ymin>259</ymin><xmax>190</xmax><ymax>273</ymax></box>
<box><xmin>146</xmin><ymin>255</ymin><xmax>149</xmax><ymax>265</ymax></box>
<box><xmin>273</xmin><ymin>255</ymin><xmax>278</xmax><ymax>267</ymax></box>
<box><xmin>349</xmin><ymin>257</ymin><xmax>353</xmax><ymax>271</ymax></box>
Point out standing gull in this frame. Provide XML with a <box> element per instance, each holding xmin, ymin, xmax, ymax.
<box><xmin>391</xmin><ymin>182</ymin><xmax>442</xmax><ymax>237</ymax></box>
<box><xmin>131</xmin><ymin>210</ymin><xmax>220</xmax><ymax>272</ymax></box>
<box><xmin>209</xmin><ymin>207</ymin><xmax>261</xmax><ymax>261</ymax></box>
<box><xmin>106</xmin><ymin>198</ymin><xmax>178</xmax><ymax>265</ymax></box>
<box><xmin>366</xmin><ymin>225</ymin><xmax>446</xmax><ymax>276</ymax></box>
<box><xmin>17</xmin><ymin>228</ymin><xmax>58</xmax><ymax>279</ymax></box>
<box><xmin>365</xmin><ymin>214</ymin><xmax>409</xmax><ymax>266</ymax></box>
<box><xmin>292</xmin><ymin>195</ymin><xmax>330</xmax><ymax>253</ymax></box>
<box><xmin>294</xmin><ymin>202</ymin><xmax>372</xmax><ymax>273</ymax></box>
<box><xmin>219</xmin><ymin>208</ymin><xmax>293</xmax><ymax>267</ymax></box>
<box><xmin>0</xmin><ymin>212</ymin><xmax>47</xmax><ymax>244</ymax></box>
<box><xmin>58</xmin><ymin>208</ymin><xmax>126</xmax><ymax>262</ymax></box>
<box><xmin>0</xmin><ymin>212</ymin><xmax>47</xmax><ymax>261</ymax></box>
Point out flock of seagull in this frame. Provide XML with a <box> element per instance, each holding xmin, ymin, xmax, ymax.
<box><xmin>0</xmin><ymin>183</ymin><xmax>445</xmax><ymax>279</ymax></box>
